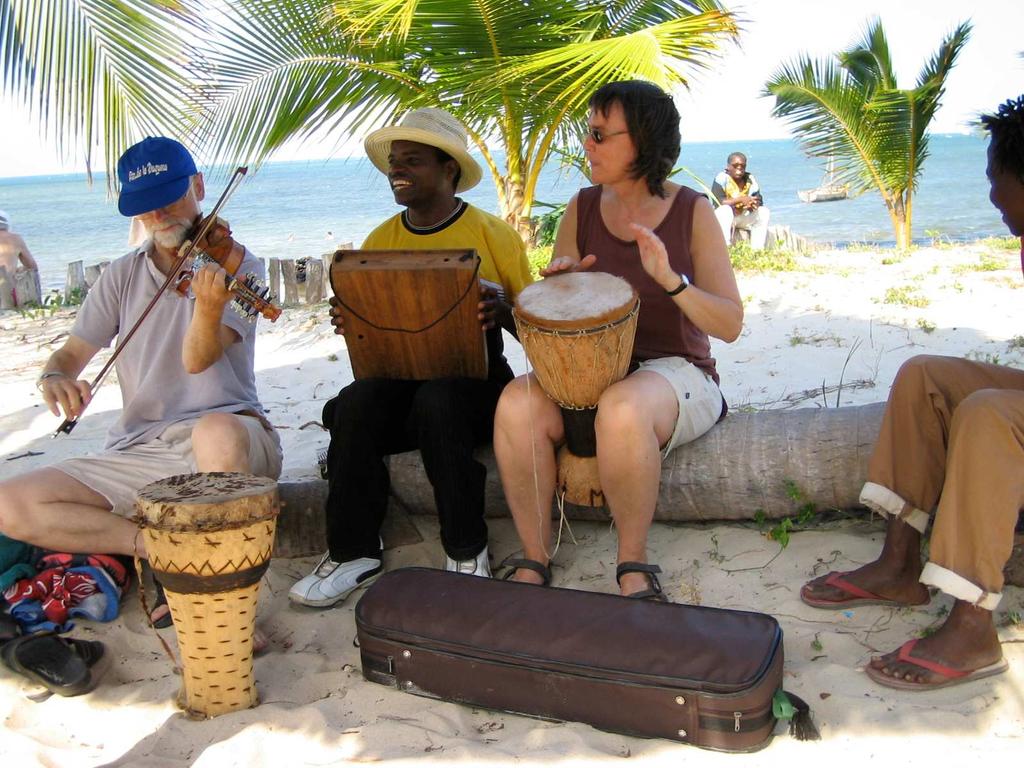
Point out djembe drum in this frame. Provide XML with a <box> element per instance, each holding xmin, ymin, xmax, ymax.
<box><xmin>513</xmin><ymin>272</ymin><xmax>639</xmax><ymax>506</ymax></box>
<box><xmin>136</xmin><ymin>472</ymin><xmax>279</xmax><ymax>718</ymax></box>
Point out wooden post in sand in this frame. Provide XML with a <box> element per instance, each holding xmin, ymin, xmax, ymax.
<box><xmin>323</xmin><ymin>241</ymin><xmax>353</xmax><ymax>297</ymax></box>
<box><xmin>14</xmin><ymin>268</ymin><xmax>41</xmax><ymax>306</ymax></box>
<box><xmin>321</xmin><ymin>253</ymin><xmax>333</xmax><ymax>296</ymax></box>
<box><xmin>84</xmin><ymin>261</ymin><xmax>109</xmax><ymax>291</ymax></box>
<box><xmin>304</xmin><ymin>259</ymin><xmax>325</xmax><ymax>304</ymax></box>
<box><xmin>65</xmin><ymin>260</ymin><xmax>86</xmax><ymax>303</ymax></box>
<box><xmin>0</xmin><ymin>266</ymin><xmax>14</xmax><ymax>309</ymax></box>
<box><xmin>280</xmin><ymin>259</ymin><xmax>299</xmax><ymax>305</ymax></box>
<box><xmin>267</xmin><ymin>258</ymin><xmax>281</xmax><ymax>303</ymax></box>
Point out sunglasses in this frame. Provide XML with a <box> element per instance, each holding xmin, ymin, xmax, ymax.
<box><xmin>584</xmin><ymin>127</ymin><xmax>629</xmax><ymax>144</ymax></box>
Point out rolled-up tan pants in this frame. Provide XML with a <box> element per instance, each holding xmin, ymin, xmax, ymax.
<box><xmin>860</xmin><ymin>354</ymin><xmax>1024</xmax><ymax>610</ymax></box>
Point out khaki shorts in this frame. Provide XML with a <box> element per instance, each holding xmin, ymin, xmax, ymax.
<box><xmin>55</xmin><ymin>415</ymin><xmax>283</xmax><ymax>518</ymax></box>
<box><xmin>635</xmin><ymin>356</ymin><xmax>724</xmax><ymax>457</ymax></box>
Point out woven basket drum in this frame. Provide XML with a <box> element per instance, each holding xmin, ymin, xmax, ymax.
<box><xmin>513</xmin><ymin>272</ymin><xmax>639</xmax><ymax>506</ymax></box>
<box><xmin>136</xmin><ymin>472</ymin><xmax>279</xmax><ymax>718</ymax></box>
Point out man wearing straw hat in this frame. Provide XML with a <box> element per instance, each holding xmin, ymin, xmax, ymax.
<box><xmin>0</xmin><ymin>138</ymin><xmax>282</xmax><ymax>627</ymax></box>
<box><xmin>290</xmin><ymin>108</ymin><xmax>532</xmax><ymax>607</ymax></box>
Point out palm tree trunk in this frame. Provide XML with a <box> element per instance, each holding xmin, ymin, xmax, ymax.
<box><xmin>500</xmin><ymin>177</ymin><xmax>537</xmax><ymax>244</ymax></box>
<box><xmin>892</xmin><ymin>195</ymin><xmax>909</xmax><ymax>249</ymax></box>
<box><xmin>903</xmin><ymin>192</ymin><xmax>914</xmax><ymax>249</ymax></box>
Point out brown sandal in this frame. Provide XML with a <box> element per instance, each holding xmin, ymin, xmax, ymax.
<box><xmin>502</xmin><ymin>558</ymin><xmax>551</xmax><ymax>587</ymax></box>
<box><xmin>616</xmin><ymin>562</ymin><xmax>668</xmax><ymax>602</ymax></box>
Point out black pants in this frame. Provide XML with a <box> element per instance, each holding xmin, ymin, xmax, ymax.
<box><xmin>322</xmin><ymin>374</ymin><xmax>509</xmax><ymax>562</ymax></box>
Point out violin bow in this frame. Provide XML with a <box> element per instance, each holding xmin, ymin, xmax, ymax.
<box><xmin>53</xmin><ymin>166</ymin><xmax>249</xmax><ymax>438</ymax></box>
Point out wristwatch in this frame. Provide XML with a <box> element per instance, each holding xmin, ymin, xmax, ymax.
<box><xmin>665</xmin><ymin>273</ymin><xmax>690</xmax><ymax>296</ymax></box>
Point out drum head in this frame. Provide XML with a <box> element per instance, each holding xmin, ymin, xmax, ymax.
<box><xmin>514</xmin><ymin>272</ymin><xmax>637</xmax><ymax>330</ymax></box>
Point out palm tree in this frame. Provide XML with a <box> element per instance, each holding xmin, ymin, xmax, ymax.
<box><xmin>159</xmin><ymin>0</ymin><xmax>739</xmax><ymax>236</ymax></box>
<box><xmin>2</xmin><ymin>2</ymin><xmax>737</xmax><ymax>235</ymax></box>
<box><xmin>0</xmin><ymin>0</ymin><xmax>201</xmax><ymax>187</ymax></box>
<box><xmin>764</xmin><ymin>19</ymin><xmax>971</xmax><ymax>249</ymax></box>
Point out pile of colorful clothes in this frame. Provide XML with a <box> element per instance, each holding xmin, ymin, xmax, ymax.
<box><xmin>0</xmin><ymin>534</ymin><xmax>125</xmax><ymax>697</ymax></box>
<box><xmin>4</xmin><ymin>551</ymin><xmax>129</xmax><ymax>633</ymax></box>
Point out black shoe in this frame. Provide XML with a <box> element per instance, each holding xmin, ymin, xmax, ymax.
<box><xmin>0</xmin><ymin>632</ymin><xmax>109</xmax><ymax>698</ymax></box>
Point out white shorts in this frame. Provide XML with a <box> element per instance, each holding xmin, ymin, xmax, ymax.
<box><xmin>54</xmin><ymin>416</ymin><xmax>283</xmax><ymax>518</ymax></box>
<box><xmin>635</xmin><ymin>357</ymin><xmax>724</xmax><ymax>457</ymax></box>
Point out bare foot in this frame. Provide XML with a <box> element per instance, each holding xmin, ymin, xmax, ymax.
<box><xmin>253</xmin><ymin>627</ymin><xmax>270</xmax><ymax>656</ymax></box>
<box><xmin>506</xmin><ymin>558</ymin><xmax>550</xmax><ymax>586</ymax></box>
<box><xmin>617</xmin><ymin>571</ymin><xmax>653</xmax><ymax>597</ymax></box>
<box><xmin>512</xmin><ymin>568</ymin><xmax>546</xmax><ymax>586</ymax></box>
<box><xmin>802</xmin><ymin>560</ymin><xmax>929</xmax><ymax>606</ymax></box>
<box><xmin>803</xmin><ymin>516</ymin><xmax>929</xmax><ymax>606</ymax></box>
<box><xmin>867</xmin><ymin>601</ymin><xmax>1003</xmax><ymax>687</ymax></box>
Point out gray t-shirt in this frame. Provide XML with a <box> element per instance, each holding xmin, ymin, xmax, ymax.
<box><xmin>72</xmin><ymin>243</ymin><xmax>266</xmax><ymax>450</ymax></box>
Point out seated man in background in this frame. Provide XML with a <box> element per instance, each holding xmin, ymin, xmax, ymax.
<box><xmin>0</xmin><ymin>137</ymin><xmax>282</xmax><ymax>623</ymax></box>
<box><xmin>800</xmin><ymin>94</ymin><xmax>1024</xmax><ymax>691</ymax></box>
<box><xmin>289</xmin><ymin>108</ymin><xmax>533</xmax><ymax>608</ymax></box>
<box><xmin>712</xmin><ymin>152</ymin><xmax>770</xmax><ymax>250</ymax></box>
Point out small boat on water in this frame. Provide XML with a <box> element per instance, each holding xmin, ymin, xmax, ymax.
<box><xmin>798</xmin><ymin>157</ymin><xmax>849</xmax><ymax>203</ymax></box>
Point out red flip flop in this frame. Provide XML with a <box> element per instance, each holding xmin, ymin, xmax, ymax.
<box><xmin>800</xmin><ymin>571</ymin><xmax>928</xmax><ymax>609</ymax></box>
<box><xmin>865</xmin><ymin>639</ymin><xmax>1009</xmax><ymax>691</ymax></box>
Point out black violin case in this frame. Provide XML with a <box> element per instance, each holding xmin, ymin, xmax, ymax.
<box><xmin>355</xmin><ymin>567</ymin><xmax>800</xmax><ymax>752</ymax></box>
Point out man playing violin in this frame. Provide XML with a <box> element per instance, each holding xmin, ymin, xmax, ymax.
<box><xmin>0</xmin><ymin>138</ymin><xmax>282</xmax><ymax>602</ymax></box>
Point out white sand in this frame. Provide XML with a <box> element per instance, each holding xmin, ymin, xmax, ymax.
<box><xmin>1</xmin><ymin>243</ymin><xmax>1022</xmax><ymax>765</ymax></box>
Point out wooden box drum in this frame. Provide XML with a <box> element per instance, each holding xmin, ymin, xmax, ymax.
<box><xmin>513</xmin><ymin>272</ymin><xmax>639</xmax><ymax>506</ymax></box>
<box><xmin>136</xmin><ymin>472</ymin><xmax>279</xmax><ymax>718</ymax></box>
<box><xmin>329</xmin><ymin>249</ymin><xmax>487</xmax><ymax>381</ymax></box>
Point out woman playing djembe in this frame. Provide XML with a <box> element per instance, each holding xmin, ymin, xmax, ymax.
<box><xmin>494</xmin><ymin>80</ymin><xmax>743</xmax><ymax>599</ymax></box>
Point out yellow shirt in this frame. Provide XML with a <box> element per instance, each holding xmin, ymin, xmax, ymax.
<box><xmin>723</xmin><ymin>175</ymin><xmax>752</xmax><ymax>199</ymax></box>
<box><xmin>362</xmin><ymin>204</ymin><xmax>533</xmax><ymax>300</ymax></box>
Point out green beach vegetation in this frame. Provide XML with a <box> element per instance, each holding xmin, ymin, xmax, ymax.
<box><xmin>764</xmin><ymin>18</ymin><xmax>971</xmax><ymax>250</ymax></box>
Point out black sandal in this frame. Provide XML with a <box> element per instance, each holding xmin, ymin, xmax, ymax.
<box><xmin>616</xmin><ymin>562</ymin><xmax>668</xmax><ymax>602</ymax></box>
<box><xmin>150</xmin><ymin>579</ymin><xmax>173</xmax><ymax>629</ymax></box>
<box><xmin>0</xmin><ymin>612</ymin><xmax>18</xmax><ymax>645</ymax></box>
<box><xmin>502</xmin><ymin>558</ymin><xmax>552</xmax><ymax>587</ymax></box>
<box><xmin>0</xmin><ymin>632</ymin><xmax>108</xmax><ymax>697</ymax></box>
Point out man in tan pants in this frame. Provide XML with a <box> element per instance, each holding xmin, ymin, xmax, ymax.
<box><xmin>801</xmin><ymin>95</ymin><xmax>1024</xmax><ymax>691</ymax></box>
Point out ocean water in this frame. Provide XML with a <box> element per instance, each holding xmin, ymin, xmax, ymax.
<box><xmin>0</xmin><ymin>134</ymin><xmax>1006</xmax><ymax>292</ymax></box>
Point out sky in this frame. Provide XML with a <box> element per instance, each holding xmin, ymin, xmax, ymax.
<box><xmin>0</xmin><ymin>0</ymin><xmax>1021</xmax><ymax>178</ymax></box>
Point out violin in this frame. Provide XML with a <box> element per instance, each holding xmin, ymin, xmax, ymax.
<box><xmin>174</xmin><ymin>215</ymin><xmax>281</xmax><ymax>322</ymax></box>
<box><xmin>53</xmin><ymin>166</ymin><xmax>278</xmax><ymax>437</ymax></box>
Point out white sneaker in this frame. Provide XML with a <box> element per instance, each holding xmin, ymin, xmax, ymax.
<box><xmin>444</xmin><ymin>546</ymin><xmax>492</xmax><ymax>578</ymax></box>
<box><xmin>288</xmin><ymin>552</ymin><xmax>382</xmax><ymax>607</ymax></box>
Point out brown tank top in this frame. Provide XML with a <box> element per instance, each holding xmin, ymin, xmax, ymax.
<box><xmin>575</xmin><ymin>184</ymin><xmax>718</xmax><ymax>383</ymax></box>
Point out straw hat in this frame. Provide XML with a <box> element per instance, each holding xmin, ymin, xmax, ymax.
<box><xmin>364</xmin><ymin>108</ymin><xmax>482</xmax><ymax>193</ymax></box>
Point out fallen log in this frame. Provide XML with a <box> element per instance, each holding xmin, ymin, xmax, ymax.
<box><xmin>275</xmin><ymin>402</ymin><xmax>885</xmax><ymax>555</ymax></box>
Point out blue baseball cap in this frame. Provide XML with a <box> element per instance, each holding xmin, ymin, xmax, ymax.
<box><xmin>117</xmin><ymin>136</ymin><xmax>198</xmax><ymax>216</ymax></box>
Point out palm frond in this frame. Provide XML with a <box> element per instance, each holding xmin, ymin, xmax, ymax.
<box><xmin>0</xmin><ymin>0</ymin><xmax>200</xmax><ymax>187</ymax></box>
<box><xmin>486</xmin><ymin>13</ymin><xmax>737</xmax><ymax>113</ymax></box>
<box><xmin>910</xmin><ymin>20</ymin><xmax>971</xmax><ymax>130</ymax></box>
<box><xmin>764</xmin><ymin>55</ymin><xmax>882</xmax><ymax>196</ymax></box>
<box><xmin>193</xmin><ymin>0</ymin><xmax>428</xmax><ymax>167</ymax></box>
<box><xmin>838</xmin><ymin>18</ymin><xmax>896</xmax><ymax>91</ymax></box>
